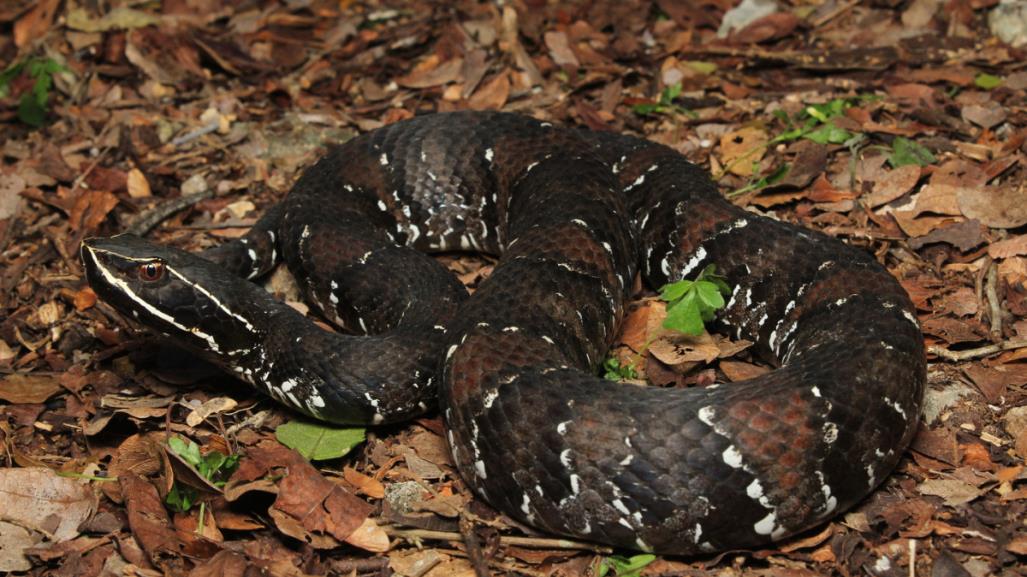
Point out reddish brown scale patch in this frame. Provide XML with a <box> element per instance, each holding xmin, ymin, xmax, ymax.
<box><xmin>505</xmin><ymin>222</ymin><xmax>619</xmax><ymax>287</ymax></box>
<box><xmin>449</xmin><ymin>330</ymin><xmax>568</xmax><ymax>405</ymax></box>
<box><xmin>778</xmin><ymin>471</ymin><xmax>803</xmax><ymax>490</ymax></box>
<box><xmin>748</xmin><ymin>412</ymin><xmax>777</xmax><ymax>434</ymax></box>
<box><xmin>672</xmin><ymin>204</ymin><xmax>740</xmax><ymax>257</ymax></box>
<box><xmin>728</xmin><ymin>400</ymin><xmax>759</xmax><ymax>422</ymax></box>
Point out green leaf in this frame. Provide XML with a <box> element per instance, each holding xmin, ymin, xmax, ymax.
<box><xmin>631</xmin><ymin>102</ymin><xmax>662</xmax><ymax>116</ymax></box>
<box><xmin>804</xmin><ymin>122</ymin><xmax>852</xmax><ymax>144</ymax></box>
<box><xmin>275</xmin><ymin>420</ymin><xmax>366</xmax><ymax>461</ymax></box>
<box><xmin>658</xmin><ymin>279</ymin><xmax>692</xmax><ymax>303</ymax></box>
<box><xmin>695</xmin><ymin>280</ymin><xmax>725</xmax><ymax>310</ymax></box>
<box><xmin>662</xmin><ymin>82</ymin><xmax>682</xmax><ymax>103</ymax></box>
<box><xmin>686</xmin><ymin>60</ymin><xmax>717</xmax><ymax>75</ymax></box>
<box><xmin>888</xmin><ymin>137</ymin><xmax>936</xmax><ymax>168</ymax></box>
<box><xmin>599</xmin><ymin>553</ymin><xmax>657</xmax><ymax>577</ymax></box>
<box><xmin>168</xmin><ymin>437</ymin><xmax>202</xmax><ymax>466</ymax></box>
<box><xmin>974</xmin><ymin>73</ymin><xmax>1002</xmax><ymax>90</ymax></box>
<box><xmin>603</xmin><ymin>357</ymin><xmax>637</xmax><ymax>381</ymax></box>
<box><xmin>663</xmin><ymin>292</ymin><xmax>704</xmax><ymax>335</ymax></box>
<box><xmin>165</xmin><ymin>483</ymin><xmax>197</xmax><ymax>512</ymax></box>
<box><xmin>17</xmin><ymin>95</ymin><xmax>46</xmax><ymax>127</ymax></box>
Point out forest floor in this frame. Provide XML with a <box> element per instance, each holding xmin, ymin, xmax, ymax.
<box><xmin>1</xmin><ymin>1</ymin><xmax>1026</xmax><ymax>576</ymax></box>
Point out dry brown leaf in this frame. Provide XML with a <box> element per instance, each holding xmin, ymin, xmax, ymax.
<box><xmin>957</xmin><ymin>184</ymin><xmax>1027</xmax><ymax>228</ymax></box>
<box><xmin>343</xmin><ymin>467</ymin><xmax>385</xmax><ymax>499</ymax></box>
<box><xmin>961</xmin><ymin>103</ymin><xmax>1006</xmax><ymax>129</ymax></box>
<box><xmin>397</xmin><ymin>56</ymin><xmax>464</xmax><ymax>89</ymax></box>
<box><xmin>865</xmin><ymin>164</ymin><xmax>921</xmax><ymax>208</ymax></box>
<box><xmin>0</xmin><ymin>468</ymin><xmax>96</xmax><ymax>542</ymax></box>
<box><xmin>185</xmin><ymin>396</ymin><xmax>238</xmax><ymax>427</ymax></box>
<box><xmin>544</xmin><ymin>31</ymin><xmax>579</xmax><ymax>67</ymax></box>
<box><xmin>342</xmin><ymin>517</ymin><xmax>389</xmax><ymax>553</ymax></box>
<box><xmin>908</xmin><ymin>184</ymin><xmax>963</xmax><ymax>217</ymax></box>
<box><xmin>917</xmin><ymin>478</ymin><xmax>984</xmax><ymax>506</ymax></box>
<box><xmin>0</xmin><ymin>373</ymin><xmax>62</xmax><ymax>404</ymax></box>
<box><xmin>126</xmin><ymin>168</ymin><xmax>151</xmax><ymax>198</ymax></box>
<box><xmin>719</xmin><ymin>126</ymin><xmax>768</xmax><ymax>177</ymax></box>
<box><xmin>467</xmin><ymin>71</ymin><xmax>510</xmax><ymax>111</ymax></box>
<box><xmin>720</xmin><ymin>360</ymin><xmax>770</xmax><ymax>382</ymax></box>
<box><xmin>0</xmin><ymin>520</ymin><xmax>37</xmax><ymax>572</ymax></box>
<box><xmin>649</xmin><ymin>331</ymin><xmax>720</xmax><ymax>366</ymax></box>
<box><xmin>989</xmin><ymin>234</ymin><xmax>1027</xmax><ymax>259</ymax></box>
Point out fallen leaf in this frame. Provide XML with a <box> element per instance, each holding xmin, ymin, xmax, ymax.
<box><xmin>988</xmin><ymin>234</ymin><xmax>1027</xmax><ymax>259</ymax></box>
<box><xmin>274</xmin><ymin>420</ymin><xmax>365</xmax><ymax>461</ymax></box>
<box><xmin>957</xmin><ymin>184</ymin><xmax>1027</xmax><ymax>228</ymax></box>
<box><xmin>185</xmin><ymin>396</ymin><xmax>238</xmax><ymax>427</ymax></box>
<box><xmin>865</xmin><ymin>164</ymin><xmax>921</xmax><ymax>208</ymax></box>
<box><xmin>720</xmin><ymin>360</ymin><xmax>770</xmax><ymax>382</ymax></box>
<box><xmin>343</xmin><ymin>467</ymin><xmax>385</xmax><ymax>499</ymax></box>
<box><xmin>0</xmin><ymin>373</ymin><xmax>62</xmax><ymax>404</ymax></box>
<box><xmin>126</xmin><ymin>168</ymin><xmax>151</xmax><ymax>198</ymax></box>
<box><xmin>467</xmin><ymin>71</ymin><xmax>510</xmax><ymax>111</ymax></box>
<box><xmin>120</xmin><ymin>474</ymin><xmax>184</xmax><ymax>568</ymax></box>
<box><xmin>719</xmin><ymin>126</ymin><xmax>768</xmax><ymax>177</ymax></box>
<box><xmin>918</xmin><ymin>478</ymin><xmax>984</xmax><ymax>506</ymax></box>
<box><xmin>0</xmin><ymin>468</ymin><xmax>96</xmax><ymax>542</ymax></box>
<box><xmin>397</xmin><ymin>56</ymin><xmax>464</xmax><ymax>89</ymax></box>
<box><xmin>908</xmin><ymin>219</ymin><xmax>986</xmax><ymax>252</ymax></box>
<box><xmin>0</xmin><ymin>520</ymin><xmax>37</xmax><ymax>572</ymax></box>
<box><xmin>649</xmin><ymin>331</ymin><xmax>721</xmax><ymax>366</ymax></box>
<box><xmin>961</xmin><ymin>103</ymin><xmax>1006</xmax><ymax>129</ymax></box>
<box><xmin>544</xmin><ymin>31</ymin><xmax>579</xmax><ymax>67</ymax></box>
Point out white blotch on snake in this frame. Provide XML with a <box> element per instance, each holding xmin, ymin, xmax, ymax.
<box><xmin>379</xmin><ymin>153</ymin><xmax>389</xmax><ymax>166</ymax></box>
<box><xmin>722</xmin><ymin>445</ymin><xmax>744</xmax><ymax>468</ymax></box>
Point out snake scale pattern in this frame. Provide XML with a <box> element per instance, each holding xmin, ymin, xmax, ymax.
<box><xmin>82</xmin><ymin>111</ymin><xmax>925</xmax><ymax>555</ymax></box>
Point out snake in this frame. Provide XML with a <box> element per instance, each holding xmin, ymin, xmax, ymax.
<box><xmin>81</xmin><ymin>111</ymin><xmax>925</xmax><ymax>555</ymax></box>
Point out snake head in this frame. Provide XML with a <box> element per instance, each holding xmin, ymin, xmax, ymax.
<box><xmin>80</xmin><ymin>234</ymin><xmax>267</xmax><ymax>356</ymax></box>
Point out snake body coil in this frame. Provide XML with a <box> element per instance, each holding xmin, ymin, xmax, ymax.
<box><xmin>82</xmin><ymin>111</ymin><xmax>925</xmax><ymax>554</ymax></box>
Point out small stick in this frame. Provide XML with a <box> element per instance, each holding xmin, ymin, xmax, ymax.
<box><xmin>928</xmin><ymin>339</ymin><xmax>1027</xmax><ymax>362</ymax></box>
<box><xmin>127</xmin><ymin>190</ymin><xmax>214</xmax><ymax>237</ymax></box>
<box><xmin>459</xmin><ymin>515</ymin><xmax>492</xmax><ymax>577</ymax></box>
<box><xmin>381</xmin><ymin>526</ymin><xmax>612</xmax><ymax>553</ymax></box>
<box><xmin>985</xmin><ymin>262</ymin><xmax>1003</xmax><ymax>339</ymax></box>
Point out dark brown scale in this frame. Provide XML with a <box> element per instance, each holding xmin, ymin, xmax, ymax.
<box><xmin>89</xmin><ymin>111</ymin><xmax>925</xmax><ymax>555</ymax></box>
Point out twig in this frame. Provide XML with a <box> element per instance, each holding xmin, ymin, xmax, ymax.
<box><xmin>380</xmin><ymin>526</ymin><xmax>612</xmax><ymax>553</ymax></box>
<box><xmin>328</xmin><ymin>557</ymin><xmax>389</xmax><ymax>574</ymax></box>
<box><xmin>985</xmin><ymin>262</ymin><xmax>1003</xmax><ymax>339</ymax></box>
<box><xmin>928</xmin><ymin>339</ymin><xmax>1027</xmax><ymax>362</ymax></box>
<box><xmin>909</xmin><ymin>538</ymin><xmax>916</xmax><ymax>577</ymax></box>
<box><xmin>127</xmin><ymin>190</ymin><xmax>214</xmax><ymax>237</ymax></box>
<box><xmin>810</xmin><ymin>0</ymin><xmax>860</xmax><ymax>29</ymax></box>
<box><xmin>459</xmin><ymin>514</ymin><xmax>492</xmax><ymax>577</ymax></box>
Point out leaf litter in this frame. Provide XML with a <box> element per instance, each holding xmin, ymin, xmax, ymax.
<box><xmin>1</xmin><ymin>1</ymin><xmax>1027</xmax><ymax>576</ymax></box>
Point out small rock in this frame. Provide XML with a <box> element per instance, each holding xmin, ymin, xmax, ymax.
<box><xmin>989</xmin><ymin>0</ymin><xmax>1027</xmax><ymax>47</ymax></box>
<box><xmin>181</xmin><ymin>173</ymin><xmax>208</xmax><ymax>195</ymax></box>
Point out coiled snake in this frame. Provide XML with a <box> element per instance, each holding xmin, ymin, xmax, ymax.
<box><xmin>81</xmin><ymin>111</ymin><xmax>925</xmax><ymax>555</ymax></box>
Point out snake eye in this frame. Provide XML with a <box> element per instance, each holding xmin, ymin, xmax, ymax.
<box><xmin>137</xmin><ymin>261</ymin><xmax>166</xmax><ymax>282</ymax></box>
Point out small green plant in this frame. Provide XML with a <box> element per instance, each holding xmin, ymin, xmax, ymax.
<box><xmin>603</xmin><ymin>264</ymin><xmax>733</xmax><ymax>380</ymax></box>
<box><xmin>632</xmin><ymin>83</ymin><xmax>697</xmax><ymax>118</ymax></box>
<box><xmin>598</xmin><ymin>553</ymin><xmax>656</xmax><ymax>577</ymax></box>
<box><xmin>974</xmin><ymin>73</ymin><xmax>1002</xmax><ymax>90</ymax></box>
<box><xmin>887</xmin><ymin>136</ymin><xmax>936</xmax><ymax>168</ymax></box>
<box><xmin>769</xmin><ymin>95</ymin><xmax>877</xmax><ymax>147</ymax></box>
<box><xmin>603</xmin><ymin>357</ymin><xmax>638</xmax><ymax>381</ymax></box>
<box><xmin>165</xmin><ymin>438</ymin><xmax>239</xmax><ymax>516</ymax></box>
<box><xmin>0</xmin><ymin>56</ymin><xmax>68</xmax><ymax>127</ymax></box>
<box><xmin>660</xmin><ymin>264</ymin><xmax>731</xmax><ymax>336</ymax></box>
